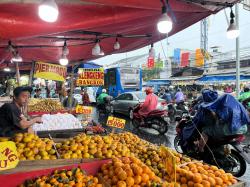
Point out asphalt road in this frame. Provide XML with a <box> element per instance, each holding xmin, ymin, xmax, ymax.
<box><xmin>97</xmin><ymin>111</ymin><xmax>250</xmax><ymax>186</ymax></box>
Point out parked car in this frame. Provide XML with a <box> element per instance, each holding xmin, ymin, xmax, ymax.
<box><xmin>110</xmin><ymin>91</ymin><xmax>167</xmax><ymax>119</ymax></box>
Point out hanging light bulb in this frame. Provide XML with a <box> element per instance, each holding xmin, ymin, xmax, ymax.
<box><xmin>99</xmin><ymin>49</ymin><xmax>105</xmax><ymax>56</ymax></box>
<box><xmin>4</xmin><ymin>67</ymin><xmax>11</xmax><ymax>72</ymax></box>
<box><xmin>92</xmin><ymin>39</ymin><xmax>101</xmax><ymax>56</ymax></box>
<box><xmin>226</xmin><ymin>7</ymin><xmax>240</xmax><ymax>39</ymax></box>
<box><xmin>157</xmin><ymin>4</ymin><xmax>173</xmax><ymax>34</ymax></box>
<box><xmin>59</xmin><ymin>56</ymin><xmax>69</xmax><ymax>66</ymax></box>
<box><xmin>59</xmin><ymin>41</ymin><xmax>69</xmax><ymax>66</ymax></box>
<box><xmin>149</xmin><ymin>43</ymin><xmax>155</xmax><ymax>58</ymax></box>
<box><xmin>38</xmin><ymin>0</ymin><xmax>59</xmax><ymax>23</ymax></box>
<box><xmin>11</xmin><ymin>53</ymin><xmax>22</xmax><ymax>62</ymax></box>
<box><xmin>114</xmin><ymin>38</ymin><xmax>120</xmax><ymax>50</ymax></box>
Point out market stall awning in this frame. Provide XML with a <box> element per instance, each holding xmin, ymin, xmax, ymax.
<box><xmin>197</xmin><ymin>75</ymin><xmax>250</xmax><ymax>84</ymax></box>
<box><xmin>0</xmin><ymin>0</ymin><xmax>238</xmax><ymax>70</ymax></box>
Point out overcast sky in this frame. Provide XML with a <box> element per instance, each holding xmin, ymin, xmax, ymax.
<box><xmin>94</xmin><ymin>5</ymin><xmax>250</xmax><ymax>66</ymax></box>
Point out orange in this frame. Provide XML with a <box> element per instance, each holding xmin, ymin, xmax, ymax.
<box><xmin>182</xmin><ymin>166</ymin><xmax>190</xmax><ymax>171</ymax></box>
<box><xmin>126</xmin><ymin>177</ymin><xmax>135</xmax><ymax>186</ymax></box>
<box><xmin>210</xmin><ymin>166</ymin><xmax>218</xmax><ymax>171</ymax></box>
<box><xmin>203</xmin><ymin>165</ymin><xmax>210</xmax><ymax>170</ymax></box>
<box><xmin>115</xmin><ymin>167</ymin><xmax>124</xmax><ymax>175</ymax></box>
<box><xmin>181</xmin><ymin>184</ymin><xmax>188</xmax><ymax>187</ymax></box>
<box><xmin>187</xmin><ymin>181</ymin><xmax>194</xmax><ymax>187</ymax></box>
<box><xmin>141</xmin><ymin>173</ymin><xmax>149</xmax><ymax>183</ymax></box>
<box><xmin>220</xmin><ymin>174</ymin><xmax>229</xmax><ymax>182</ymax></box>
<box><xmin>96</xmin><ymin>184</ymin><xmax>103</xmax><ymax>187</ymax></box>
<box><xmin>118</xmin><ymin>170</ymin><xmax>127</xmax><ymax>181</ymax></box>
<box><xmin>207</xmin><ymin>177</ymin><xmax>216</xmax><ymax>186</ymax></box>
<box><xmin>112</xmin><ymin>176</ymin><xmax>119</xmax><ymax>184</ymax></box>
<box><xmin>231</xmin><ymin>178</ymin><xmax>238</xmax><ymax>184</ymax></box>
<box><xmin>214</xmin><ymin>171</ymin><xmax>221</xmax><ymax>177</ymax></box>
<box><xmin>193</xmin><ymin>174</ymin><xmax>202</xmax><ymax>183</ymax></box>
<box><xmin>134</xmin><ymin>175</ymin><xmax>142</xmax><ymax>184</ymax></box>
<box><xmin>180</xmin><ymin>177</ymin><xmax>187</xmax><ymax>184</ymax></box>
<box><xmin>186</xmin><ymin>172</ymin><xmax>194</xmax><ymax>180</ymax></box>
<box><xmin>202</xmin><ymin>180</ymin><xmax>210</xmax><ymax>187</ymax></box>
<box><xmin>201</xmin><ymin>174</ymin><xmax>208</xmax><ymax>180</ymax></box>
<box><xmin>193</xmin><ymin>183</ymin><xmax>203</xmax><ymax>187</ymax></box>
<box><xmin>176</xmin><ymin>173</ymin><xmax>181</xmax><ymax>181</ymax></box>
<box><xmin>125</xmin><ymin>168</ymin><xmax>134</xmax><ymax>177</ymax></box>
<box><xmin>207</xmin><ymin>173</ymin><xmax>215</xmax><ymax>178</ymax></box>
<box><xmin>117</xmin><ymin>181</ymin><xmax>127</xmax><ymax>187</ymax></box>
<box><xmin>190</xmin><ymin>167</ymin><xmax>198</xmax><ymax>173</ymax></box>
<box><xmin>214</xmin><ymin>177</ymin><xmax>223</xmax><ymax>185</ymax></box>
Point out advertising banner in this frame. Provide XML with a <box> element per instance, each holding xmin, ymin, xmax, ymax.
<box><xmin>0</xmin><ymin>141</ymin><xmax>19</xmax><ymax>171</ymax></box>
<box><xmin>77</xmin><ymin>68</ymin><xmax>104</xmax><ymax>86</ymax></box>
<box><xmin>34</xmin><ymin>62</ymin><xmax>67</xmax><ymax>82</ymax></box>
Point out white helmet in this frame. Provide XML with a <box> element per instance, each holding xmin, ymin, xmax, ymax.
<box><xmin>102</xmin><ymin>89</ymin><xmax>107</xmax><ymax>93</ymax></box>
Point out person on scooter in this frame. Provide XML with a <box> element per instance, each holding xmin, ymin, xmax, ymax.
<box><xmin>134</xmin><ymin>87</ymin><xmax>158</xmax><ymax>121</ymax></box>
<box><xmin>239</xmin><ymin>85</ymin><xmax>250</xmax><ymax>108</ymax></box>
<box><xmin>175</xmin><ymin>88</ymin><xmax>186</xmax><ymax>112</ymax></box>
<box><xmin>97</xmin><ymin>89</ymin><xmax>109</xmax><ymax>111</ymax></box>
<box><xmin>162</xmin><ymin>89</ymin><xmax>172</xmax><ymax>103</ymax></box>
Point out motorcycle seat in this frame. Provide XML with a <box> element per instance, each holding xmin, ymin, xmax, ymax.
<box><xmin>147</xmin><ymin>109</ymin><xmax>166</xmax><ymax>117</ymax></box>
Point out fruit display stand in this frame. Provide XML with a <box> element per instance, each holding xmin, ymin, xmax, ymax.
<box><xmin>2</xmin><ymin>132</ymin><xmax>247</xmax><ymax>187</ymax></box>
<box><xmin>0</xmin><ymin>159</ymin><xmax>109</xmax><ymax>187</ymax></box>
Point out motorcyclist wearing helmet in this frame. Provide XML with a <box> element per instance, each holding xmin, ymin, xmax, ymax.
<box><xmin>239</xmin><ymin>85</ymin><xmax>250</xmax><ymax>109</ymax></box>
<box><xmin>137</xmin><ymin>87</ymin><xmax>158</xmax><ymax>118</ymax></box>
<box><xmin>97</xmin><ymin>89</ymin><xmax>109</xmax><ymax>105</ymax></box>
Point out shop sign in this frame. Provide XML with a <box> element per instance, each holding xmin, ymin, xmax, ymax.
<box><xmin>106</xmin><ymin>116</ymin><xmax>126</xmax><ymax>129</ymax></box>
<box><xmin>34</xmin><ymin>62</ymin><xmax>67</xmax><ymax>82</ymax></box>
<box><xmin>75</xmin><ymin>105</ymin><xmax>93</xmax><ymax>115</ymax></box>
<box><xmin>77</xmin><ymin>68</ymin><xmax>104</xmax><ymax>86</ymax></box>
<box><xmin>0</xmin><ymin>141</ymin><xmax>19</xmax><ymax>171</ymax></box>
<box><xmin>160</xmin><ymin>146</ymin><xmax>176</xmax><ymax>183</ymax></box>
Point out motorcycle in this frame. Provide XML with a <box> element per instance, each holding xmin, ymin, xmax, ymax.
<box><xmin>167</xmin><ymin>103</ymin><xmax>189</xmax><ymax>122</ymax></box>
<box><xmin>132</xmin><ymin>104</ymin><xmax>169</xmax><ymax>135</ymax></box>
<box><xmin>174</xmin><ymin>115</ymin><xmax>249</xmax><ymax>177</ymax></box>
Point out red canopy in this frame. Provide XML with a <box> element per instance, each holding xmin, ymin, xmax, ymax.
<box><xmin>0</xmin><ymin>0</ymin><xmax>237</xmax><ymax>70</ymax></box>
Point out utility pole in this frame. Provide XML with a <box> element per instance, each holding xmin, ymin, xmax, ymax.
<box><xmin>235</xmin><ymin>4</ymin><xmax>240</xmax><ymax>97</ymax></box>
<box><xmin>200</xmin><ymin>18</ymin><xmax>208</xmax><ymax>69</ymax></box>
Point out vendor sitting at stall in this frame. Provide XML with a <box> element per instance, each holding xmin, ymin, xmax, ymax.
<box><xmin>34</xmin><ymin>88</ymin><xmax>42</xmax><ymax>98</ymax></box>
<box><xmin>0</xmin><ymin>86</ymin><xmax>42</xmax><ymax>137</ymax></box>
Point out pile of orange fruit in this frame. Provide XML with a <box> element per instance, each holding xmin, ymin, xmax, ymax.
<box><xmin>19</xmin><ymin>167</ymin><xmax>102</xmax><ymax>187</ymax></box>
<box><xmin>97</xmin><ymin>157</ymin><xmax>167</xmax><ymax>187</ymax></box>
<box><xmin>12</xmin><ymin>133</ymin><xmax>57</xmax><ymax>160</ymax></box>
<box><xmin>175</xmin><ymin>162</ymin><xmax>238</xmax><ymax>187</ymax></box>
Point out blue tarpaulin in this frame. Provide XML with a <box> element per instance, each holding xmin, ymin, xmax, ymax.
<box><xmin>182</xmin><ymin>94</ymin><xmax>250</xmax><ymax>141</ymax></box>
<box><xmin>198</xmin><ymin>75</ymin><xmax>250</xmax><ymax>82</ymax></box>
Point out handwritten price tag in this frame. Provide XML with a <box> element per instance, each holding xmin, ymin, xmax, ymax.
<box><xmin>106</xmin><ymin>116</ymin><xmax>126</xmax><ymax>129</ymax></box>
<box><xmin>160</xmin><ymin>146</ymin><xmax>176</xmax><ymax>183</ymax></box>
<box><xmin>0</xmin><ymin>141</ymin><xmax>19</xmax><ymax>171</ymax></box>
<box><xmin>75</xmin><ymin>105</ymin><xmax>93</xmax><ymax>115</ymax></box>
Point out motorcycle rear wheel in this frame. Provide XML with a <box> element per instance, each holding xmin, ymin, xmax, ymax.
<box><xmin>152</xmin><ymin>118</ymin><xmax>168</xmax><ymax>135</ymax></box>
<box><xmin>222</xmin><ymin>149</ymin><xmax>247</xmax><ymax>177</ymax></box>
<box><xmin>174</xmin><ymin>136</ymin><xmax>183</xmax><ymax>154</ymax></box>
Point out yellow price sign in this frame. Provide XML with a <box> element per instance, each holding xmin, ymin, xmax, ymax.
<box><xmin>0</xmin><ymin>141</ymin><xmax>19</xmax><ymax>171</ymax></box>
<box><xmin>106</xmin><ymin>116</ymin><xmax>126</xmax><ymax>129</ymax></box>
<box><xmin>75</xmin><ymin>105</ymin><xmax>93</xmax><ymax>115</ymax></box>
<box><xmin>160</xmin><ymin>146</ymin><xmax>176</xmax><ymax>183</ymax></box>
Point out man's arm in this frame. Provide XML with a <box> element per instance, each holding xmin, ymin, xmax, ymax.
<box><xmin>18</xmin><ymin>116</ymin><xmax>42</xmax><ymax>130</ymax></box>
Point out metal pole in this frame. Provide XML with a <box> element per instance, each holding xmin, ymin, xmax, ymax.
<box><xmin>15</xmin><ymin>62</ymin><xmax>20</xmax><ymax>86</ymax></box>
<box><xmin>235</xmin><ymin>4</ymin><xmax>240</xmax><ymax>97</ymax></box>
<box><xmin>28</xmin><ymin>61</ymin><xmax>35</xmax><ymax>86</ymax></box>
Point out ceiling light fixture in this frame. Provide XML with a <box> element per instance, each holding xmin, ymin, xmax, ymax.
<box><xmin>11</xmin><ymin>52</ymin><xmax>23</xmax><ymax>62</ymax></box>
<box><xmin>59</xmin><ymin>57</ymin><xmax>68</xmax><ymax>66</ymax></box>
<box><xmin>4</xmin><ymin>65</ymin><xmax>11</xmax><ymax>72</ymax></box>
<box><xmin>92</xmin><ymin>39</ymin><xmax>101</xmax><ymax>56</ymax></box>
<box><xmin>157</xmin><ymin>1</ymin><xmax>173</xmax><ymax>34</ymax></box>
<box><xmin>114</xmin><ymin>38</ymin><xmax>120</xmax><ymax>50</ymax></box>
<box><xmin>226</xmin><ymin>7</ymin><xmax>240</xmax><ymax>39</ymax></box>
<box><xmin>149</xmin><ymin>43</ymin><xmax>155</xmax><ymax>58</ymax></box>
<box><xmin>38</xmin><ymin>0</ymin><xmax>59</xmax><ymax>23</ymax></box>
<box><xmin>59</xmin><ymin>41</ymin><xmax>69</xmax><ymax>66</ymax></box>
